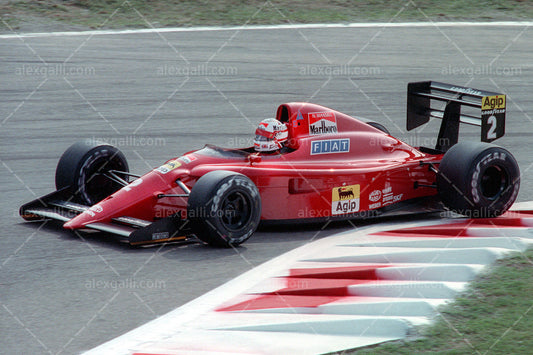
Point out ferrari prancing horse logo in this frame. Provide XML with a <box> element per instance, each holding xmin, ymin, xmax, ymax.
<box><xmin>156</xmin><ymin>160</ymin><xmax>181</xmax><ymax>174</ymax></box>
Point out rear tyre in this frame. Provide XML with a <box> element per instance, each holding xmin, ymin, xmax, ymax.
<box><xmin>436</xmin><ymin>142</ymin><xmax>520</xmax><ymax>218</ymax></box>
<box><xmin>56</xmin><ymin>141</ymin><xmax>129</xmax><ymax>205</ymax></box>
<box><xmin>187</xmin><ymin>171</ymin><xmax>261</xmax><ymax>247</ymax></box>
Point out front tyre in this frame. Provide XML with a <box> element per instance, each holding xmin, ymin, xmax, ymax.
<box><xmin>56</xmin><ymin>141</ymin><xmax>129</xmax><ymax>205</ymax></box>
<box><xmin>187</xmin><ymin>171</ymin><xmax>261</xmax><ymax>247</ymax></box>
<box><xmin>436</xmin><ymin>142</ymin><xmax>520</xmax><ymax>218</ymax></box>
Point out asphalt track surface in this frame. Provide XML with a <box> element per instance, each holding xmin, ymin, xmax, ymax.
<box><xmin>1</xmin><ymin>24</ymin><xmax>532</xmax><ymax>354</ymax></box>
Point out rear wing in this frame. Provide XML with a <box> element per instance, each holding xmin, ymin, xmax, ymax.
<box><xmin>407</xmin><ymin>81</ymin><xmax>506</xmax><ymax>152</ymax></box>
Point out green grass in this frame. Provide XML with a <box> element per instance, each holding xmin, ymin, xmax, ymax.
<box><xmin>347</xmin><ymin>249</ymin><xmax>533</xmax><ymax>355</ymax></box>
<box><xmin>1</xmin><ymin>0</ymin><xmax>533</xmax><ymax>32</ymax></box>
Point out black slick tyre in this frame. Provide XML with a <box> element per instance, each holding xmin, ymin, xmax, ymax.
<box><xmin>436</xmin><ymin>142</ymin><xmax>520</xmax><ymax>218</ymax></box>
<box><xmin>187</xmin><ymin>171</ymin><xmax>261</xmax><ymax>247</ymax></box>
<box><xmin>55</xmin><ymin>141</ymin><xmax>129</xmax><ymax>205</ymax></box>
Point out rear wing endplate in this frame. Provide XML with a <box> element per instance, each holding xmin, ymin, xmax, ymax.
<box><xmin>407</xmin><ymin>81</ymin><xmax>506</xmax><ymax>151</ymax></box>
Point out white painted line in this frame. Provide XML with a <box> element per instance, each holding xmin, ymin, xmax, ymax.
<box><xmin>1</xmin><ymin>21</ymin><xmax>532</xmax><ymax>39</ymax></box>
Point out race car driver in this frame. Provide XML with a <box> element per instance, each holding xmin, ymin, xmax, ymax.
<box><xmin>253</xmin><ymin>118</ymin><xmax>289</xmax><ymax>153</ymax></box>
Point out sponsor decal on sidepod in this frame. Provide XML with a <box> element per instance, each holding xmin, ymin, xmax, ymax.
<box><xmin>332</xmin><ymin>184</ymin><xmax>360</xmax><ymax>215</ymax></box>
<box><xmin>311</xmin><ymin>138</ymin><xmax>349</xmax><ymax>155</ymax></box>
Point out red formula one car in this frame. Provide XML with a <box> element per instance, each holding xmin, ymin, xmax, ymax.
<box><xmin>20</xmin><ymin>81</ymin><xmax>520</xmax><ymax>247</ymax></box>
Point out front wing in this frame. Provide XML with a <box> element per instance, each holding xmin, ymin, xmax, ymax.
<box><xmin>19</xmin><ymin>189</ymin><xmax>194</xmax><ymax>246</ymax></box>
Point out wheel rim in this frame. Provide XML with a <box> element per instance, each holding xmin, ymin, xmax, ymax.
<box><xmin>83</xmin><ymin>156</ymin><xmax>126</xmax><ymax>204</ymax></box>
<box><xmin>219</xmin><ymin>191</ymin><xmax>252</xmax><ymax>232</ymax></box>
<box><xmin>481</xmin><ymin>165</ymin><xmax>508</xmax><ymax>200</ymax></box>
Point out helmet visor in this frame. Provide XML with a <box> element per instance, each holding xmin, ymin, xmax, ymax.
<box><xmin>254</xmin><ymin>134</ymin><xmax>272</xmax><ymax>142</ymax></box>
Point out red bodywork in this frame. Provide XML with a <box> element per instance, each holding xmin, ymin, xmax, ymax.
<box><xmin>64</xmin><ymin>102</ymin><xmax>442</xmax><ymax>230</ymax></box>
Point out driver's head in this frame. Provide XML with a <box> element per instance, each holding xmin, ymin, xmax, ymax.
<box><xmin>254</xmin><ymin>118</ymin><xmax>288</xmax><ymax>152</ymax></box>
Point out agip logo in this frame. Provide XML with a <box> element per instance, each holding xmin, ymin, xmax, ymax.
<box><xmin>308</xmin><ymin>111</ymin><xmax>338</xmax><ymax>135</ymax></box>
<box><xmin>482</xmin><ymin>95</ymin><xmax>506</xmax><ymax>110</ymax></box>
<box><xmin>332</xmin><ymin>184</ymin><xmax>360</xmax><ymax>215</ymax></box>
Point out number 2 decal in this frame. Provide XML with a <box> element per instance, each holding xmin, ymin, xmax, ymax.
<box><xmin>486</xmin><ymin>115</ymin><xmax>497</xmax><ymax>140</ymax></box>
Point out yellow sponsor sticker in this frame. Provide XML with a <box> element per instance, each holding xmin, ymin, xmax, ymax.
<box><xmin>156</xmin><ymin>160</ymin><xmax>181</xmax><ymax>174</ymax></box>
<box><xmin>481</xmin><ymin>95</ymin><xmax>506</xmax><ymax>110</ymax></box>
<box><xmin>332</xmin><ymin>184</ymin><xmax>360</xmax><ymax>215</ymax></box>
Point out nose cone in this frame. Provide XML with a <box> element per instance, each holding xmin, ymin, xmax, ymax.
<box><xmin>64</xmin><ymin>204</ymin><xmax>105</xmax><ymax>229</ymax></box>
<box><xmin>62</xmin><ymin>166</ymin><xmax>185</xmax><ymax>231</ymax></box>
